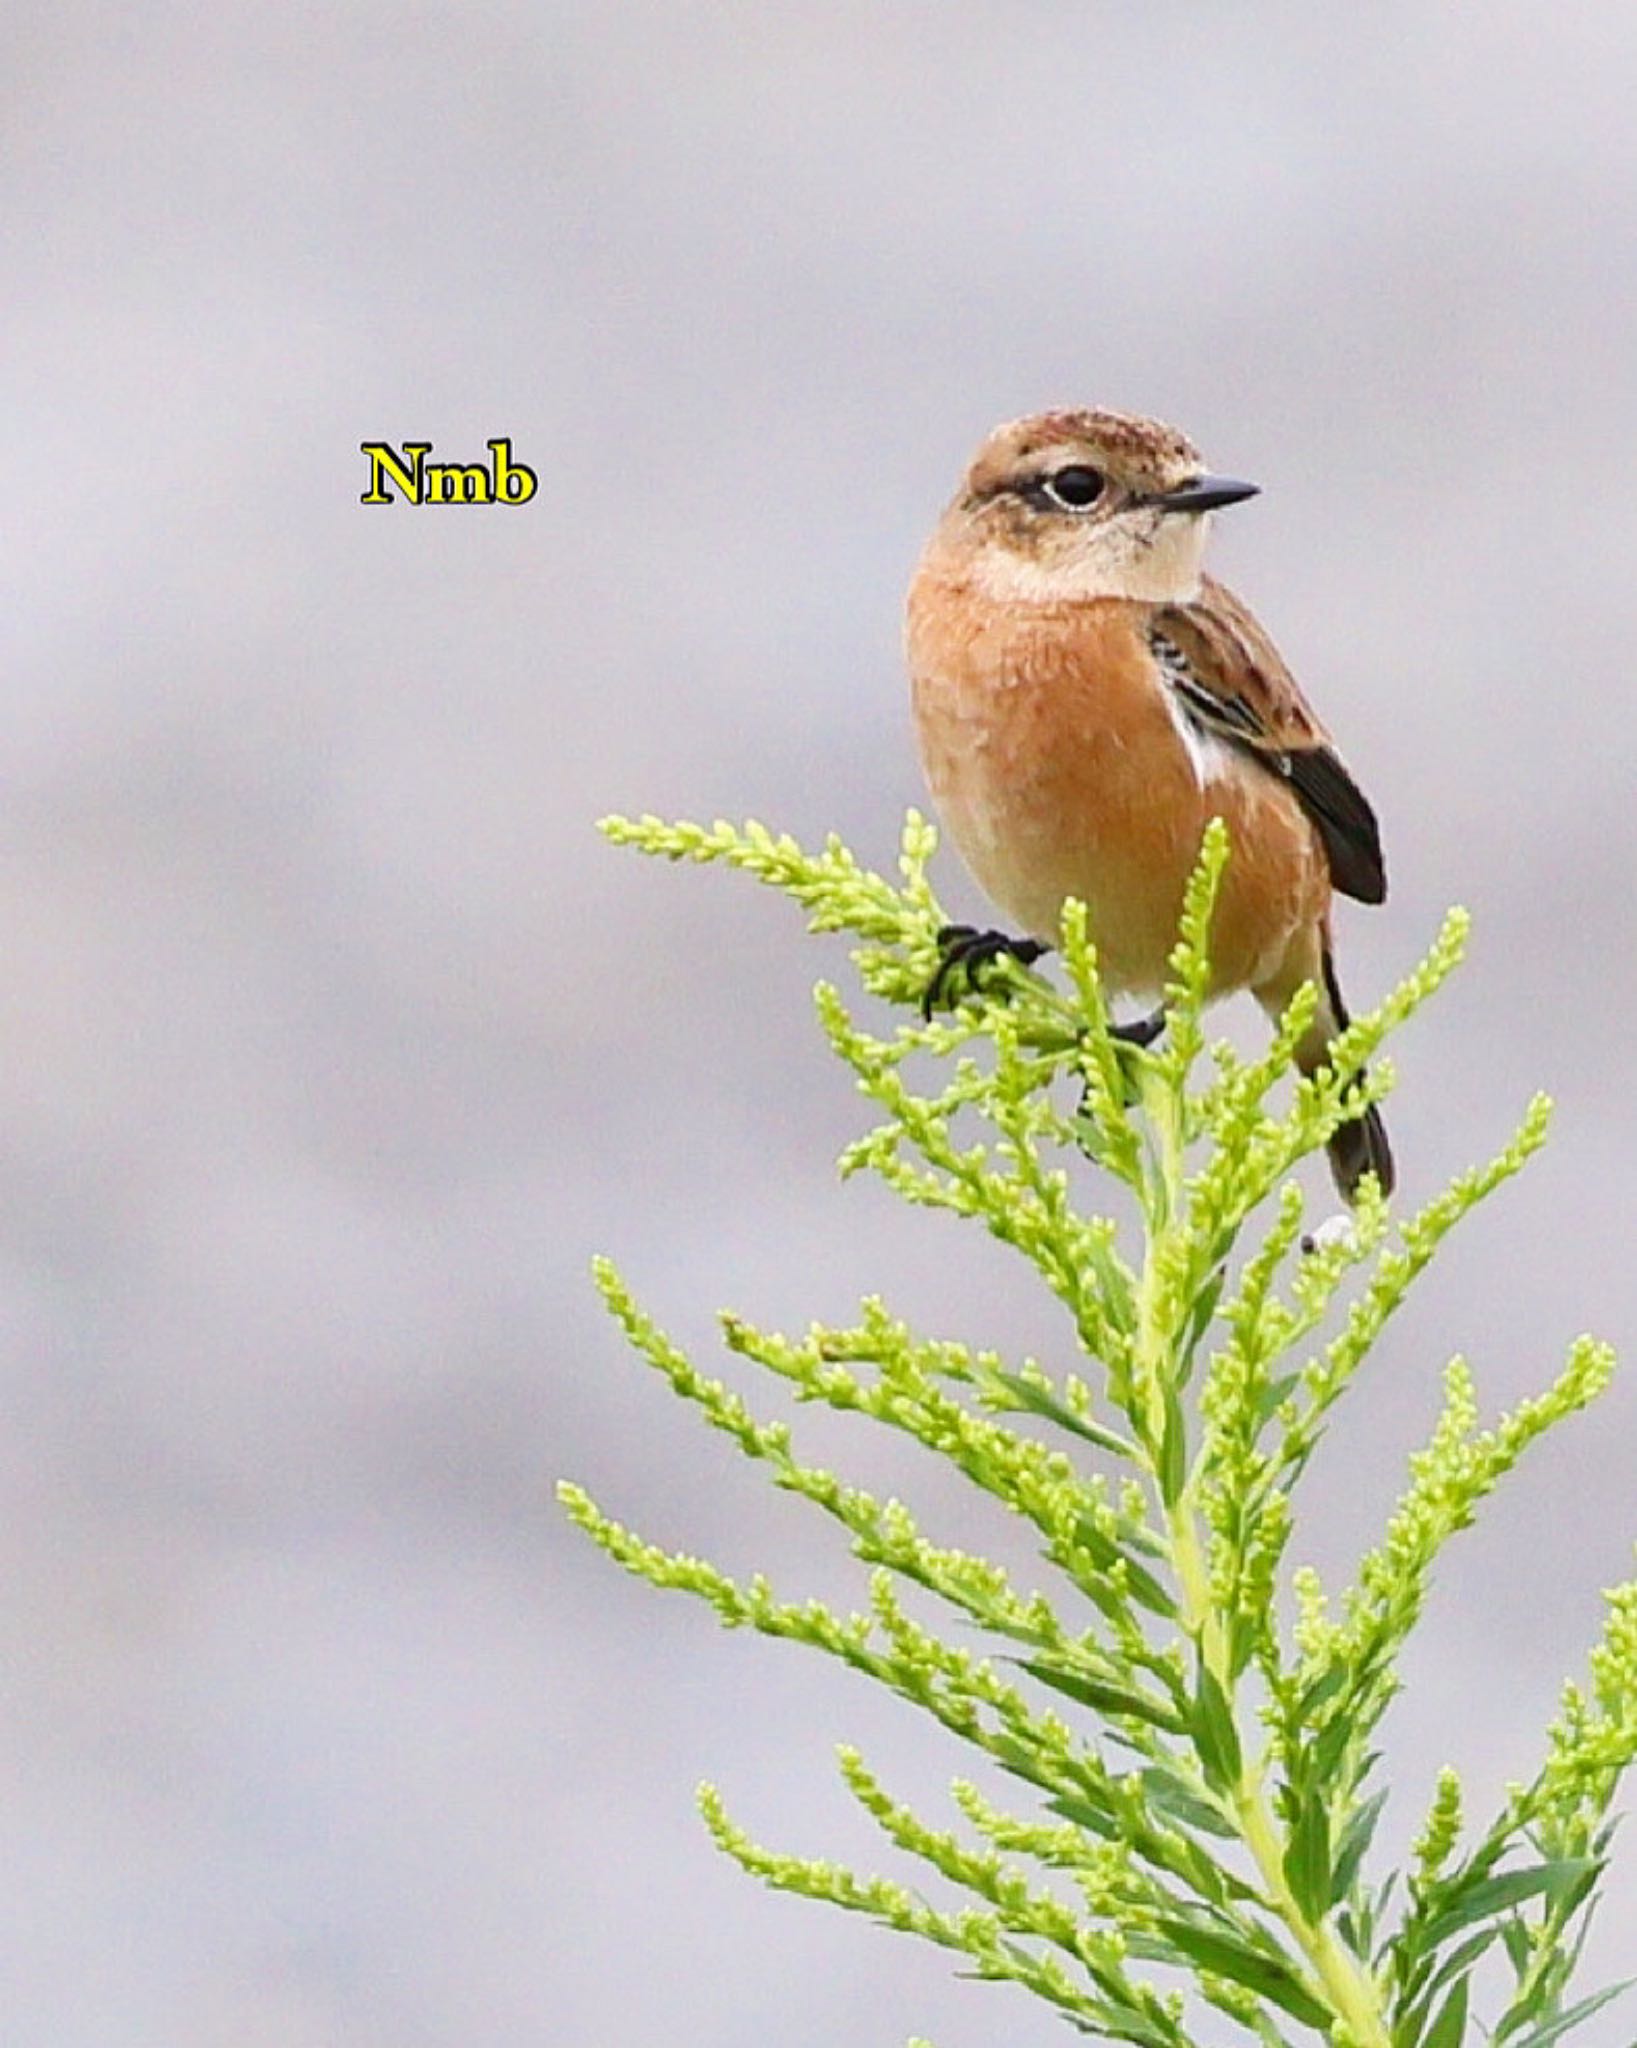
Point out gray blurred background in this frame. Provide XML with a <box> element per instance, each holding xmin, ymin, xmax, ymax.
<box><xmin>5</xmin><ymin>2</ymin><xmax>1637</xmax><ymax>2041</ymax></box>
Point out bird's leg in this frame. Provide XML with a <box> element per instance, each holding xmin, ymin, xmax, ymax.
<box><xmin>1108</xmin><ymin>1006</ymin><xmax>1166</xmax><ymax>1049</ymax></box>
<box><xmin>1077</xmin><ymin>1006</ymin><xmax>1168</xmax><ymax>1123</ymax></box>
<box><xmin>921</xmin><ymin>924</ymin><xmax>1049</xmax><ymax>1020</ymax></box>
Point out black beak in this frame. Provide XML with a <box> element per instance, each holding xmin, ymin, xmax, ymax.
<box><xmin>1149</xmin><ymin>474</ymin><xmax>1261</xmax><ymax>513</ymax></box>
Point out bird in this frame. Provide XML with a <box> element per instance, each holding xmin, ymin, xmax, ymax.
<box><xmin>905</xmin><ymin>406</ymin><xmax>1392</xmax><ymax>1202</ymax></box>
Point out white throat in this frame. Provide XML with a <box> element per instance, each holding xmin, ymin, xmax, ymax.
<box><xmin>971</xmin><ymin>510</ymin><xmax>1210</xmax><ymax>607</ymax></box>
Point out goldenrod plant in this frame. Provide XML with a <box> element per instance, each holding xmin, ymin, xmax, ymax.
<box><xmin>561</xmin><ymin>813</ymin><xmax>1635</xmax><ymax>2047</ymax></box>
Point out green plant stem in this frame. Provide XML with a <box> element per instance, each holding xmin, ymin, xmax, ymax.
<box><xmin>1172</xmin><ymin>1498</ymin><xmax>1389</xmax><ymax>2045</ymax></box>
<box><xmin>1136</xmin><ymin>1068</ymin><xmax>1391</xmax><ymax>2048</ymax></box>
<box><xmin>582</xmin><ymin>815</ymin><xmax>1636</xmax><ymax>2043</ymax></box>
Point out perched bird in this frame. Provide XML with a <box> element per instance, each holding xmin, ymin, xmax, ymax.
<box><xmin>906</xmin><ymin>407</ymin><xmax>1392</xmax><ymax>1201</ymax></box>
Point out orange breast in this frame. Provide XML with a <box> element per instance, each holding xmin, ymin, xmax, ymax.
<box><xmin>906</xmin><ymin>575</ymin><xmax>1329</xmax><ymax>999</ymax></box>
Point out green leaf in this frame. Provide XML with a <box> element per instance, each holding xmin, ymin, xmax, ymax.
<box><xmin>1312</xmin><ymin>1705</ymin><xmax>1355</xmax><ymax>1785</ymax></box>
<box><xmin>1418</xmin><ymin>1858</ymin><xmax>1602</xmax><ymax>1954</ymax></box>
<box><xmin>1081</xmin><ymin>1236</ymin><xmax>1138</xmax><ymax>1334</ymax></box>
<box><xmin>1044</xmin><ymin>1792</ymin><xmax>1117</xmax><ymax>1839</ymax></box>
<box><xmin>1282</xmin><ymin>1786</ymin><xmax>1331</xmax><ymax>1925</ymax></box>
<box><xmin>1421</xmin><ymin>1972</ymin><xmax>1469</xmax><ymax>2048</ymax></box>
<box><xmin>988</xmin><ymin>1735</ymin><xmax>1056</xmax><ymax>1793</ymax></box>
<box><xmin>1507</xmin><ymin>1979</ymin><xmax>1632</xmax><ymax>2048</ymax></box>
<box><xmin>1064</xmin><ymin>1996</ymin><xmax>1179</xmax><ymax>2048</ymax></box>
<box><xmin>1256</xmin><ymin>1371</ymin><xmax>1301</xmax><ymax>1422</ymax></box>
<box><xmin>1191</xmin><ymin>1657</ymin><xmax>1243</xmax><ymax>1791</ymax></box>
<box><xmin>1170</xmin><ymin>1831</ymin><xmax>1262</xmax><ymax>1910</ymax></box>
<box><xmin>1330</xmin><ymin>1788</ymin><xmax>1388</xmax><ymax>1904</ymax></box>
<box><xmin>1071</xmin><ymin>1516</ymin><xmax>1179</xmax><ymax>1618</ymax></box>
<box><xmin>1151</xmin><ymin>1918</ymin><xmax>1329</xmax><ymax>2028</ymax></box>
<box><xmin>1553</xmin><ymin>1854</ymin><xmax>1603</xmax><ymax>1926</ymax></box>
<box><xmin>1295</xmin><ymin>1663</ymin><xmax>1348</xmax><ymax>1721</ymax></box>
<box><xmin>1336</xmin><ymin>1900</ymin><xmax>1363</xmax><ymax>1954</ymax></box>
<box><xmin>1159</xmin><ymin>1379</ymin><xmax>1188</xmax><ymax>1506</ymax></box>
<box><xmin>1226</xmin><ymin>1608</ymin><xmax>1264</xmax><ymax>1684</ymax></box>
<box><xmin>1019</xmin><ymin>1657</ymin><xmax>1186</xmax><ymax>1733</ymax></box>
<box><xmin>1141</xmin><ymin>1765</ymin><xmax>1238</xmax><ymax>1839</ymax></box>
<box><xmin>986</xmin><ymin>1369</ymin><xmax>1136</xmax><ymax>1457</ymax></box>
<box><xmin>1179</xmin><ymin>1264</ymin><xmax>1226</xmax><ymax>1381</ymax></box>
<box><xmin>1415</xmin><ymin>1922</ymin><xmax>1497</xmax><ymax>2007</ymax></box>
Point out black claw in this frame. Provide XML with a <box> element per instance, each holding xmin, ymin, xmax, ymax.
<box><xmin>1109</xmin><ymin>1006</ymin><xmax>1167</xmax><ymax>1049</ymax></box>
<box><xmin>922</xmin><ymin>926</ymin><xmax>1049</xmax><ymax>1019</ymax></box>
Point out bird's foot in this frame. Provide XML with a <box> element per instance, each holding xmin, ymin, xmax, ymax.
<box><xmin>921</xmin><ymin>924</ymin><xmax>1049</xmax><ymax>1020</ymax></box>
<box><xmin>1109</xmin><ymin>1006</ymin><xmax>1167</xmax><ymax>1050</ymax></box>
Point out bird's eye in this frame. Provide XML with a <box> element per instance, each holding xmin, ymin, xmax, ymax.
<box><xmin>1040</xmin><ymin>464</ymin><xmax>1105</xmax><ymax>510</ymax></box>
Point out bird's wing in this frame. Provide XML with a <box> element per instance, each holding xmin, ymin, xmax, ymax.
<box><xmin>1151</xmin><ymin>574</ymin><xmax>1386</xmax><ymax>905</ymax></box>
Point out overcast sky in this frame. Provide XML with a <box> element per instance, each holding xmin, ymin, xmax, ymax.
<box><xmin>5</xmin><ymin>3</ymin><xmax>1637</xmax><ymax>2041</ymax></box>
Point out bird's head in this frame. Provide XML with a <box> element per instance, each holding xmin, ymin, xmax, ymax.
<box><xmin>928</xmin><ymin>408</ymin><xmax>1259</xmax><ymax>606</ymax></box>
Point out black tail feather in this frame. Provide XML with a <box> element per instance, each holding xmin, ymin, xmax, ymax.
<box><xmin>1319</xmin><ymin>946</ymin><xmax>1396</xmax><ymax>1202</ymax></box>
<box><xmin>1327</xmin><ymin>1100</ymin><xmax>1395</xmax><ymax>1203</ymax></box>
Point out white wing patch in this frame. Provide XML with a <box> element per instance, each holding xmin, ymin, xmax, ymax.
<box><xmin>1149</xmin><ymin>630</ymin><xmax>1233</xmax><ymax>789</ymax></box>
